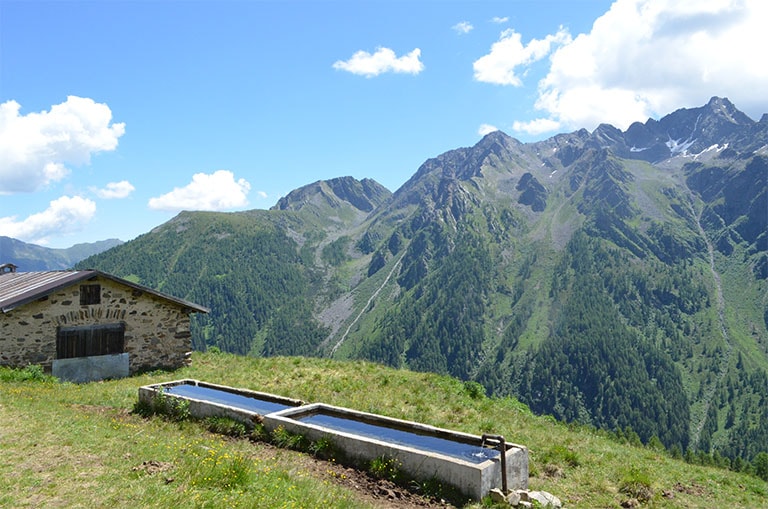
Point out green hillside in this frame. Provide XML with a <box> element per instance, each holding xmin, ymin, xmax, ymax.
<box><xmin>1</xmin><ymin>353</ymin><xmax>767</xmax><ymax>508</ymax></box>
<box><xmin>76</xmin><ymin>100</ymin><xmax>768</xmax><ymax>470</ymax></box>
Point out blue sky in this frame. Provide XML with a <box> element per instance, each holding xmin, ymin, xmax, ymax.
<box><xmin>1</xmin><ymin>0</ymin><xmax>766</xmax><ymax>249</ymax></box>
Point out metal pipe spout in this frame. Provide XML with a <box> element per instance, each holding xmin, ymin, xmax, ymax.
<box><xmin>481</xmin><ymin>434</ymin><xmax>508</xmax><ymax>493</ymax></box>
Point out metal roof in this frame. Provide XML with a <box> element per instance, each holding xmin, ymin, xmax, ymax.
<box><xmin>0</xmin><ymin>270</ymin><xmax>209</xmax><ymax>314</ymax></box>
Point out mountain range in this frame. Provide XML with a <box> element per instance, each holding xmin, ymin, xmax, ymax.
<box><xmin>0</xmin><ymin>236</ymin><xmax>122</xmax><ymax>270</ymax></box>
<box><xmin>75</xmin><ymin>97</ymin><xmax>767</xmax><ymax>465</ymax></box>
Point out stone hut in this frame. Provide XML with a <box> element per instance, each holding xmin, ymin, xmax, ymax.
<box><xmin>0</xmin><ymin>265</ymin><xmax>208</xmax><ymax>381</ymax></box>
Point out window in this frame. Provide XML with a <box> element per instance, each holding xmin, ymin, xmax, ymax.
<box><xmin>80</xmin><ymin>284</ymin><xmax>101</xmax><ymax>305</ymax></box>
<box><xmin>56</xmin><ymin>323</ymin><xmax>125</xmax><ymax>359</ymax></box>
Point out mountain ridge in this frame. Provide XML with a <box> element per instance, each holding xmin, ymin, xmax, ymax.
<box><xmin>0</xmin><ymin>236</ymin><xmax>123</xmax><ymax>270</ymax></box>
<box><xmin>77</xmin><ymin>97</ymin><xmax>767</xmax><ymax>465</ymax></box>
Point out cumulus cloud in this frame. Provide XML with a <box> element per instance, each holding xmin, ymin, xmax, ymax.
<box><xmin>512</xmin><ymin>117</ymin><xmax>562</xmax><ymax>135</ymax></box>
<box><xmin>513</xmin><ymin>0</ymin><xmax>768</xmax><ymax>134</ymax></box>
<box><xmin>148</xmin><ymin>170</ymin><xmax>251</xmax><ymax>212</ymax></box>
<box><xmin>0</xmin><ymin>196</ymin><xmax>96</xmax><ymax>245</ymax></box>
<box><xmin>333</xmin><ymin>47</ymin><xmax>424</xmax><ymax>77</ymax></box>
<box><xmin>478</xmin><ymin>124</ymin><xmax>499</xmax><ymax>136</ymax></box>
<box><xmin>473</xmin><ymin>27</ymin><xmax>571</xmax><ymax>86</ymax></box>
<box><xmin>93</xmin><ymin>180</ymin><xmax>135</xmax><ymax>199</ymax></box>
<box><xmin>453</xmin><ymin>21</ymin><xmax>474</xmax><ymax>34</ymax></box>
<box><xmin>491</xmin><ymin>16</ymin><xmax>509</xmax><ymax>24</ymax></box>
<box><xmin>0</xmin><ymin>96</ymin><xmax>125</xmax><ymax>194</ymax></box>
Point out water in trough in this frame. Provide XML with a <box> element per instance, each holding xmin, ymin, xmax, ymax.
<box><xmin>297</xmin><ymin>411</ymin><xmax>500</xmax><ymax>464</ymax></box>
<box><xmin>164</xmin><ymin>383</ymin><xmax>293</xmax><ymax>415</ymax></box>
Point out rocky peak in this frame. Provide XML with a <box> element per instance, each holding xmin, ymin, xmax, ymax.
<box><xmin>704</xmin><ymin>96</ymin><xmax>752</xmax><ymax>125</ymax></box>
<box><xmin>406</xmin><ymin>131</ymin><xmax>527</xmax><ymax>184</ymax></box>
<box><xmin>592</xmin><ymin>96</ymin><xmax>762</xmax><ymax>163</ymax></box>
<box><xmin>655</xmin><ymin>96</ymin><xmax>754</xmax><ymax>152</ymax></box>
<box><xmin>271</xmin><ymin>176</ymin><xmax>390</xmax><ymax>213</ymax></box>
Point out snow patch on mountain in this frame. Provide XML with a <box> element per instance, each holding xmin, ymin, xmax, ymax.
<box><xmin>666</xmin><ymin>136</ymin><xmax>697</xmax><ymax>155</ymax></box>
<box><xmin>692</xmin><ymin>143</ymin><xmax>728</xmax><ymax>160</ymax></box>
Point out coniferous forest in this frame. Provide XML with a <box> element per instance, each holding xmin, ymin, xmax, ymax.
<box><xmin>78</xmin><ymin>98</ymin><xmax>768</xmax><ymax>476</ymax></box>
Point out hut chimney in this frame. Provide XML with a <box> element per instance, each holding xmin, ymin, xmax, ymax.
<box><xmin>0</xmin><ymin>263</ymin><xmax>18</xmax><ymax>274</ymax></box>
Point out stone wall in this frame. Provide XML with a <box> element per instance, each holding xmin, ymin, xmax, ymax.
<box><xmin>0</xmin><ymin>275</ymin><xmax>193</xmax><ymax>374</ymax></box>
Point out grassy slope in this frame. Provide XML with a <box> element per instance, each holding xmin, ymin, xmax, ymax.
<box><xmin>2</xmin><ymin>353</ymin><xmax>766</xmax><ymax>508</ymax></box>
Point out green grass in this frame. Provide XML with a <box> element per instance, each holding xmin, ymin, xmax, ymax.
<box><xmin>2</xmin><ymin>352</ymin><xmax>767</xmax><ymax>508</ymax></box>
<box><xmin>715</xmin><ymin>245</ymin><xmax>768</xmax><ymax>372</ymax></box>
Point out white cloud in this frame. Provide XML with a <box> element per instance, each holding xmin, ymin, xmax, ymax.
<box><xmin>478</xmin><ymin>124</ymin><xmax>499</xmax><ymax>136</ymax></box>
<box><xmin>0</xmin><ymin>96</ymin><xmax>125</xmax><ymax>194</ymax></box>
<box><xmin>93</xmin><ymin>180</ymin><xmax>135</xmax><ymax>199</ymax></box>
<box><xmin>0</xmin><ymin>195</ymin><xmax>96</xmax><ymax>245</ymax></box>
<box><xmin>148</xmin><ymin>170</ymin><xmax>251</xmax><ymax>212</ymax></box>
<box><xmin>453</xmin><ymin>21</ymin><xmax>474</xmax><ymax>34</ymax></box>
<box><xmin>524</xmin><ymin>0</ymin><xmax>768</xmax><ymax>133</ymax></box>
<box><xmin>333</xmin><ymin>47</ymin><xmax>424</xmax><ymax>77</ymax></box>
<box><xmin>512</xmin><ymin>117</ymin><xmax>562</xmax><ymax>135</ymax></box>
<box><xmin>491</xmin><ymin>16</ymin><xmax>509</xmax><ymax>24</ymax></box>
<box><xmin>473</xmin><ymin>27</ymin><xmax>571</xmax><ymax>86</ymax></box>
<box><xmin>256</xmin><ymin>190</ymin><xmax>268</xmax><ymax>199</ymax></box>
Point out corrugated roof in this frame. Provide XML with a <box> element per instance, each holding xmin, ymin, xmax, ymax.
<box><xmin>0</xmin><ymin>270</ymin><xmax>209</xmax><ymax>314</ymax></box>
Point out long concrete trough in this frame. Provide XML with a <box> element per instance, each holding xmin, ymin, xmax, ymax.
<box><xmin>137</xmin><ymin>379</ymin><xmax>304</xmax><ymax>429</ymax></box>
<box><xmin>138</xmin><ymin>380</ymin><xmax>528</xmax><ymax>500</ymax></box>
<box><xmin>265</xmin><ymin>403</ymin><xmax>528</xmax><ymax>500</ymax></box>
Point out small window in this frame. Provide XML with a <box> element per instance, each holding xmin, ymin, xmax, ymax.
<box><xmin>56</xmin><ymin>323</ymin><xmax>125</xmax><ymax>359</ymax></box>
<box><xmin>80</xmin><ymin>284</ymin><xmax>101</xmax><ymax>305</ymax></box>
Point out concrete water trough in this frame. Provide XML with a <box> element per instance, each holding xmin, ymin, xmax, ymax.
<box><xmin>137</xmin><ymin>379</ymin><xmax>304</xmax><ymax>429</ymax></box>
<box><xmin>264</xmin><ymin>403</ymin><xmax>529</xmax><ymax>500</ymax></box>
<box><xmin>137</xmin><ymin>381</ymin><xmax>529</xmax><ymax>500</ymax></box>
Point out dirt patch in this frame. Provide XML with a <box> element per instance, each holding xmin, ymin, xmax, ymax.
<box><xmin>672</xmin><ymin>481</ymin><xmax>709</xmax><ymax>497</ymax></box>
<box><xmin>132</xmin><ymin>460</ymin><xmax>174</xmax><ymax>476</ymax></box>
<box><xmin>296</xmin><ymin>454</ymin><xmax>457</xmax><ymax>508</ymax></box>
<box><xmin>542</xmin><ymin>463</ymin><xmax>565</xmax><ymax>479</ymax></box>
<box><xmin>243</xmin><ymin>440</ymin><xmax>459</xmax><ymax>508</ymax></box>
<box><xmin>71</xmin><ymin>404</ymin><xmax>132</xmax><ymax>419</ymax></box>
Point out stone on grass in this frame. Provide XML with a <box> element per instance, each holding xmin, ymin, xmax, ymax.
<box><xmin>489</xmin><ymin>488</ymin><xmax>507</xmax><ymax>504</ymax></box>
<box><xmin>526</xmin><ymin>490</ymin><xmax>562</xmax><ymax>508</ymax></box>
<box><xmin>491</xmin><ymin>489</ymin><xmax>562</xmax><ymax>508</ymax></box>
<box><xmin>506</xmin><ymin>490</ymin><xmax>521</xmax><ymax>505</ymax></box>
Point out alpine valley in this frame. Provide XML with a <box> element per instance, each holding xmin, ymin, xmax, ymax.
<box><xmin>78</xmin><ymin>97</ymin><xmax>767</xmax><ymax>467</ymax></box>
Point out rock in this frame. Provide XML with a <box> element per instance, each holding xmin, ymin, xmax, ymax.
<box><xmin>526</xmin><ymin>491</ymin><xmax>562</xmax><ymax>508</ymax></box>
<box><xmin>621</xmin><ymin>498</ymin><xmax>640</xmax><ymax>508</ymax></box>
<box><xmin>506</xmin><ymin>490</ymin><xmax>522</xmax><ymax>506</ymax></box>
<box><xmin>517</xmin><ymin>172</ymin><xmax>548</xmax><ymax>212</ymax></box>
<box><xmin>510</xmin><ymin>490</ymin><xmax>562</xmax><ymax>508</ymax></box>
<box><xmin>489</xmin><ymin>488</ymin><xmax>507</xmax><ymax>504</ymax></box>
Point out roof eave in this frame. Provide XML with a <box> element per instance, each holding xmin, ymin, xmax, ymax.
<box><xmin>0</xmin><ymin>271</ymin><xmax>98</xmax><ymax>314</ymax></box>
<box><xmin>0</xmin><ymin>270</ymin><xmax>209</xmax><ymax>315</ymax></box>
<box><xmin>88</xmin><ymin>270</ymin><xmax>210</xmax><ymax>314</ymax></box>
